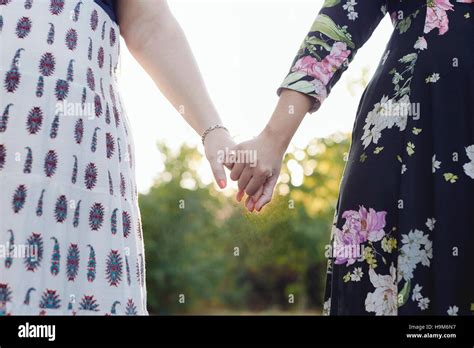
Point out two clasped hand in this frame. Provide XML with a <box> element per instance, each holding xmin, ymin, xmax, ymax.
<box><xmin>204</xmin><ymin>90</ymin><xmax>312</xmax><ymax>213</ymax></box>
<box><xmin>228</xmin><ymin>131</ymin><xmax>285</xmax><ymax>213</ymax></box>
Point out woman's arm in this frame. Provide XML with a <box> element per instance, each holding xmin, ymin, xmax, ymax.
<box><xmin>232</xmin><ymin>0</ymin><xmax>387</xmax><ymax>212</ymax></box>
<box><xmin>117</xmin><ymin>0</ymin><xmax>234</xmax><ymax>188</ymax></box>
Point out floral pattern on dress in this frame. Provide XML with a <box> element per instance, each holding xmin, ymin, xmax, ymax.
<box><xmin>281</xmin><ymin>0</ymin><xmax>474</xmax><ymax>315</ymax></box>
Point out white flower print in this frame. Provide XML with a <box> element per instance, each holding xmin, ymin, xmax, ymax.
<box><xmin>362</xmin><ymin>125</ymin><xmax>383</xmax><ymax>148</ymax></box>
<box><xmin>425</xmin><ymin>73</ymin><xmax>440</xmax><ymax>83</ymax></box>
<box><xmin>447</xmin><ymin>306</ymin><xmax>459</xmax><ymax>316</ymax></box>
<box><xmin>392</xmin><ymin>72</ymin><xmax>403</xmax><ymax>85</ymax></box>
<box><xmin>361</xmin><ymin>95</ymin><xmax>410</xmax><ymax>149</ymax></box>
<box><xmin>432</xmin><ymin>155</ymin><xmax>441</xmax><ymax>173</ymax></box>
<box><xmin>401</xmin><ymin>164</ymin><xmax>407</xmax><ymax>174</ymax></box>
<box><xmin>343</xmin><ymin>0</ymin><xmax>358</xmax><ymax>21</ymax></box>
<box><xmin>365</xmin><ymin>264</ymin><xmax>397</xmax><ymax>316</ymax></box>
<box><xmin>466</xmin><ymin>145</ymin><xmax>474</xmax><ymax>161</ymax></box>
<box><xmin>323</xmin><ymin>298</ymin><xmax>331</xmax><ymax>316</ymax></box>
<box><xmin>343</xmin><ymin>0</ymin><xmax>357</xmax><ymax>12</ymax></box>
<box><xmin>398</xmin><ymin>229</ymin><xmax>433</xmax><ymax>282</ymax></box>
<box><xmin>410</xmin><ymin>283</ymin><xmax>431</xmax><ymax>311</ymax></box>
<box><xmin>463</xmin><ymin>145</ymin><xmax>474</xmax><ymax>179</ymax></box>
<box><xmin>350</xmin><ymin>267</ymin><xmax>364</xmax><ymax>282</ymax></box>
<box><xmin>348</xmin><ymin>11</ymin><xmax>359</xmax><ymax>21</ymax></box>
<box><xmin>425</xmin><ymin>218</ymin><xmax>436</xmax><ymax>231</ymax></box>
<box><xmin>418</xmin><ymin>297</ymin><xmax>430</xmax><ymax>311</ymax></box>
<box><xmin>385</xmin><ymin>97</ymin><xmax>408</xmax><ymax>127</ymax></box>
<box><xmin>420</xmin><ymin>240</ymin><xmax>433</xmax><ymax>267</ymax></box>
<box><xmin>392</xmin><ymin>96</ymin><xmax>411</xmax><ymax>130</ymax></box>
<box><xmin>414</xmin><ymin>36</ymin><xmax>428</xmax><ymax>50</ymax></box>
<box><xmin>398</xmin><ymin>254</ymin><xmax>416</xmax><ymax>281</ymax></box>
<box><xmin>412</xmin><ymin>284</ymin><xmax>423</xmax><ymax>302</ymax></box>
<box><xmin>464</xmin><ymin>161</ymin><xmax>474</xmax><ymax>179</ymax></box>
<box><xmin>402</xmin><ymin>229</ymin><xmax>429</xmax><ymax>251</ymax></box>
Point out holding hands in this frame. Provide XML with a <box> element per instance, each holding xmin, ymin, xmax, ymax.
<box><xmin>121</xmin><ymin>2</ymin><xmax>313</xmax><ymax>214</ymax></box>
<box><xmin>120</xmin><ymin>1</ymin><xmax>313</xmax><ymax>214</ymax></box>
<box><xmin>229</xmin><ymin>131</ymin><xmax>284</xmax><ymax>213</ymax></box>
<box><xmin>204</xmin><ymin>90</ymin><xmax>314</xmax><ymax>213</ymax></box>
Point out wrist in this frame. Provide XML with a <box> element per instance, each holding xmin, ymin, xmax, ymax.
<box><xmin>201</xmin><ymin>124</ymin><xmax>229</xmax><ymax>146</ymax></box>
<box><xmin>260</xmin><ymin>125</ymin><xmax>290</xmax><ymax>156</ymax></box>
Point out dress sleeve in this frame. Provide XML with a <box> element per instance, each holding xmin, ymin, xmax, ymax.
<box><xmin>278</xmin><ymin>0</ymin><xmax>388</xmax><ymax>112</ymax></box>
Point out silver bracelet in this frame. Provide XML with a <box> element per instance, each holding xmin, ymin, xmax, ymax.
<box><xmin>201</xmin><ymin>125</ymin><xmax>229</xmax><ymax>145</ymax></box>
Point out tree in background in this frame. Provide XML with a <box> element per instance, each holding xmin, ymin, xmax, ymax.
<box><xmin>140</xmin><ymin>134</ymin><xmax>350</xmax><ymax>314</ymax></box>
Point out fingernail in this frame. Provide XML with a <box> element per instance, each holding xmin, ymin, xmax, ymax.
<box><xmin>218</xmin><ymin>179</ymin><xmax>226</xmax><ymax>189</ymax></box>
<box><xmin>247</xmin><ymin>201</ymin><xmax>254</xmax><ymax>211</ymax></box>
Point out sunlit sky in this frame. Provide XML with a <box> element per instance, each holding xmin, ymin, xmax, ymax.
<box><xmin>117</xmin><ymin>0</ymin><xmax>393</xmax><ymax>193</ymax></box>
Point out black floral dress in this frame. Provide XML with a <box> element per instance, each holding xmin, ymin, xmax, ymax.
<box><xmin>280</xmin><ymin>0</ymin><xmax>474</xmax><ymax>315</ymax></box>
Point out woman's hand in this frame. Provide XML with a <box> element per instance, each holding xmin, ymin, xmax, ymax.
<box><xmin>230</xmin><ymin>130</ymin><xmax>285</xmax><ymax>212</ymax></box>
<box><xmin>229</xmin><ymin>89</ymin><xmax>314</xmax><ymax>212</ymax></box>
<box><xmin>204</xmin><ymin>129</ymin><xmax>236</xmax><ymax>189</ymax></box>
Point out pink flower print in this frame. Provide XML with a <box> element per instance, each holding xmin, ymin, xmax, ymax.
<box><xmin>311</xmin><ymin>78</ymin><xmax>328</xmax><ymax>103</ymax></box>
<box><xmin>350</xmin><ymin>206</ymin><xmax>387</xmax><ymax>242</ymax></box>
<box><xmin>333</xmin><ymin>227</ymin><xmax>363</xmax><ymax>266</ymax></box>
<box><xmin>434</xmin><ymin>0</ymin><xmax>455</xmax><ymax>10</ymax></box>
<box><xmin>293</xmin><ymin>42</ymin><xmax>351</xmax><ymax>86</ymax></box>
<box><xmin>293</xmin><ymin>56</ymin><xmax>319</xmax><ymax>77</ymax></box>
<box><xmin>424</xmin><ymin>0</ymin><xmax>454</xmax><ymax>36</ymax></box>
<box><xmin>333</xmin><ymin>206</ymin><xmax>387</xmax><ymax>265</ymax></box>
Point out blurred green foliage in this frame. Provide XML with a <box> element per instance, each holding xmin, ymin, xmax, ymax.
<box><xmin>139</xmin><ymin>134</ymin><xmax>350</xmax><ymax>315</ymax></box>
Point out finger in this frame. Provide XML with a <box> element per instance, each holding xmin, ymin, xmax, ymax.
<box><xmin>245</xmin><ymin>174</ymin><xmax>266</xmax><ymax>197</ymax></box>
<box><xmin>238</xmin><ymin>167</ymin><xmax>253</xmax><ymax>192</ymax></box>
<box><xmin>230</xmin><ymin>162</ymin><xmax>245</xmax><ymax>181</ymax></box>
<box><xmin>245</xmin><ymin>195</ymin><xmax>255</xmax><ymax>212</ymax></box>
<box><xmin>224</xmin><ymin>147</ymin><xmax>237</xmax><ymax>170</ymax></box>
<box><xmin>252</xmin><ymin>186</ymin><xmax>264</xmax><ymax>202</ymax></box>
<box><xmin>210</xmin><ymin>160</ymin><xmax>227</xmax><ymax>189</ymax></box>
<box><xmin>255</xmin><ymin>175</ymin><xmax>278</xmax><ymax>212</ymax></box>
<box><xmin>224</xmin><ymin>162</ymin><xmax>234</xmax><ymax>170</ymax></box>
<box><xmin>236</xmin><ymin>189</ymin><xmax>245</xmax><ymax>202</ymax></box>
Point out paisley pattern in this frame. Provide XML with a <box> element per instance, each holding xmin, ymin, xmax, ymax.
<box><xmin>0</xmin><ymin>0</ymin><xmax>146</xmax><ymax>315</ymax></box>
<box><xmin>281</xmin><ymin>0</ymin><xmax>474</xmax><ymax>315</ymax></box>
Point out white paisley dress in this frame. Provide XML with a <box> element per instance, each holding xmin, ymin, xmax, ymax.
<box><xmin>0</xmin><ymin>0</ymin><xmax>147</xmax><ymax>315</ymax></box>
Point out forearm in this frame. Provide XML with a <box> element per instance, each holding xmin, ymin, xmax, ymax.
<box><xmin>120</xmin><ymin>2</ymin><xmax>222</xmax><ymax>136</ymax></box>
<box><xmin>261</xmin><ymin>89</ymin><xmax>315</xmax><ymax>153</ymax></box>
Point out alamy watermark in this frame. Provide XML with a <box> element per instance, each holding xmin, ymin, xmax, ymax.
<box><xmin>325</xmin><ymin>243</ymin><xmax>363</xmax><ymax>262</ymax></box>
<box><xmin>0</xmin><ymin>242</ymin><xmax>38</xmax><ymax>261</ymax></box>
<box><xmin>217</xmin><ymin>147</ymin><xmax>257</xmax><ymax>167</ymax></box>
<box><xmin>55</xmin><ymin>101</ymin><xmax>95</xmax><ymax>120</ymax></box>
<box><xmin>379</xmin><ymin>100</ymin><xmax>421</xmax><ymax>120</ymax></box>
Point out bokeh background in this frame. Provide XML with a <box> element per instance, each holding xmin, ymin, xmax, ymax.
<box><xmin>117</xmin><ymin>0</ymin><xmax>393</xmax><ymax>314</ymax></box>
